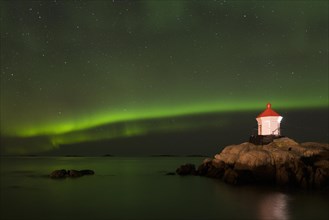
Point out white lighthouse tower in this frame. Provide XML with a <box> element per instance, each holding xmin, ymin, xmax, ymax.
<box><xmin>256</xmin><ymin>103</ymin><xmax>282</xmax><ymax>136</ymax></box>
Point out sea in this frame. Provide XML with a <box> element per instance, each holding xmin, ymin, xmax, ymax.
<box><xmin>0</xmin><ymin>156</ymin><xmax>328</xmax><ymax>220</ymax></box>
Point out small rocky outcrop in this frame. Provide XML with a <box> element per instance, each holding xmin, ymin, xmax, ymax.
<box><xmin>67</xmin><ymin>170</ymin><xmax>83</xmax><ymax>177</ymax></box>
<box><xmin>176</xmin><ymin>164</ymin><xmax>197</xmax><ymax>176</ymax></box>
<box><xmin>177</xmin><ymin>137</ymin><xmax>329</xmax><ymax>189</ymax></box>
<box><xmin>50</xmin><ymin>169</ymin><xmax>95</xmax><ymax>179</ymax></box>
<box><xmin>50</xmin><ymin>169</ymin><xmax>67</xmax><ymax>179</ymax></box>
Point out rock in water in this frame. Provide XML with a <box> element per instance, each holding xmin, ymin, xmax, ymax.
<box><xmin>177</xmin><ymin>137</ymin><xmax>329</xmax><ymax>189</ymax></box>
<box><xmin>176</xmin><ymin>164</ymin><xmax>197</xmax><ymax>176</ymax></box>
<box><xmin>197</xmin><ymin>159</ymin><xmax>225</xmax><ymax>178</ymax></box>
<box><xmin>50</xmin><ymin>169</ymin><xmax>67</xmax><ymax>179</ymax></box>
<box><xmin>49</xmin><ymin>169</ymin><xmax>95</xmax><ymax>179</ymax></box>
<box><xmin>68</xmin><ymin>170</ymin><xmax>83</xmax><ymax>177</ymax></box>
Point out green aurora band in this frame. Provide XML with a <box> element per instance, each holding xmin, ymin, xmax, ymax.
<box><xmin>4</xmin><ymin>99</ymin><xmax>327</xmax><ymax>138</ymax></box>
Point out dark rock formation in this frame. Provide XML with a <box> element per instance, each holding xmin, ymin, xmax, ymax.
<box><xmin>197</xmin><ymin>158</ymin><xmax>225</xmax><ymax>178</ymax></box>
<box><xmin>67</xmin><ymin>170</ymin><xmax>83</xmax><ymax>177</ymax></box>
<box><xmin>50</xmin><ymin>169</ymin><xmax>95</xmax><ymax>179</ymax></box>
<box><xmin>176</xmin><ymin>163</ymin><xmax>197</xmax><ymax>176</ymax></box>
<box><xmin>50</xmin><ymin>169</ymin><xmax>67</xmax><ymax>179</ymax></box>
<box><xmin>177</xmin><ymin>137</ymin><xmax>329</xmax><ymax>189</ymax></box>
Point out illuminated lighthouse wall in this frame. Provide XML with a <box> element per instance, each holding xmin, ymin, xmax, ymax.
<box><xmin>256</xmin><ymin>103</ymin><xmax>283</xmax><ymax>136</ymax></box>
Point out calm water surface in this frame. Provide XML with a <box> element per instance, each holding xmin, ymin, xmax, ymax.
<box><xmin>0</xmin><ymin>157</ymin><xmax>328</xmax><ymax>220</ymax></box>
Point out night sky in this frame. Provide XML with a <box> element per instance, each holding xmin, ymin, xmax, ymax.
<box><xmin>0</xmin><ymin>1</ymin><xmax>328</xmax><ymax>155</ymax></box>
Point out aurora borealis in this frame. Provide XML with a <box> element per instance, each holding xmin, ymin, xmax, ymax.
<box><xmin>0</xmin><ymin>1</ymin><xmax>328</xmax><ymax>155</ymax></box>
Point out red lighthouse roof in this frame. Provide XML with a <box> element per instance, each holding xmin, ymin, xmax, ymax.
<box><xmin>256</xmin><ymin>103</ymin><xmax>281</xmax><ymax>118</ymax></box>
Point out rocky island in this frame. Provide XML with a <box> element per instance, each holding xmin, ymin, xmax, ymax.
<box><xmin>50</xmin><ymin>169</ymin><xmax>95</xmax><ymax>178</ymax></box>
<box><xmin>176</xmin><ymin>137</ymin><xmax>329</xmax><ymax>189</ymax></box>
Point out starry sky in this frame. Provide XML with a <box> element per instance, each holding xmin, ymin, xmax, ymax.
<box><xmin>0</xmin><ymin>0</ymin><xmax>328</xmax><ymax>155</ymax></box>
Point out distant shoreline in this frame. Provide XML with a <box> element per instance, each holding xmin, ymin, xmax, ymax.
<box><xmin>0</xmin><ymin>154</ymin><xmax>209</xmax><ymax>158</ymax></box>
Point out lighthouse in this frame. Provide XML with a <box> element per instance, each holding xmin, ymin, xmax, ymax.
<box><xmin>250</xmin><ymin>103</ymin><xmax>283</xmax><ymax>145</ymax></box>
<box><xmin>256</xmin><ymin>103</ymin><xmax>282</xmax><ymax>136</ymax></box>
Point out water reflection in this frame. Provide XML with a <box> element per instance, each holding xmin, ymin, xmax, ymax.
<box><xmin>258</xmin><ymin>193</ymin><xmax>290</xmax><ymax>220</ymax></box>
<box><xmin>212</xmin><ymin>183</ymin><xmax>291</xmax><ymax>220</ymax></box>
